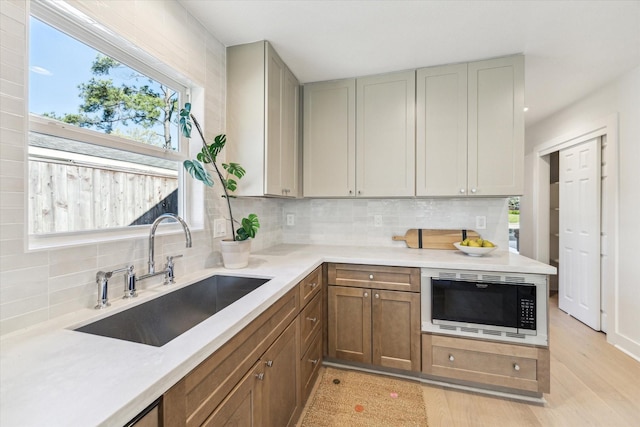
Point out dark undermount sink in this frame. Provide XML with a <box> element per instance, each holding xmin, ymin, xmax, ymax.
<box><xmin>74</xmin><ymin>275</ymin><xmax>270</xmax><ymax>347</ymax></box>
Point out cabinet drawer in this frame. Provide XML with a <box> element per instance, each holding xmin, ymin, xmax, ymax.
<box><xmin>328</xmin><ymin>263</ymin><xmax>420</xmax><ymax>292</ymax></box>
<box><xmin>299</xmin><ymin>266</ymin><xmax>322</xmax><ymax>308</ymax></box>
<box><xmin>300</xmin><ymin>330</ymin><xmax>322</xmax><ymax>404</ymax></box>
<box><xmin>422</xmin><ymin>334</ymin><xmax>550</xmax><ymax>393</ymax></box>
<box><xmin>300</xmin><ymin>292</ymin><xmax>322</xmax><ymax>356</ymax></box>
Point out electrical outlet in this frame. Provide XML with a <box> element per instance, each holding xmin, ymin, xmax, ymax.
<box><xmin>286</xmin><ymin>213</ymin><xmax>295</xmax><ymax>226</ymax></box>
<box><xmin>374</xmin><ymin>214</ymin><xmax>383</xmax><ymax>227</ymax></box>
<box><xmin>214</xmin><ymin>219</ymin><xmax>226</xmax><ymax>238</ymax></box>
<box><xmin>475</xmin><ymin>216</ymin><xmax>486</xmax><ymax>230</ymax></box>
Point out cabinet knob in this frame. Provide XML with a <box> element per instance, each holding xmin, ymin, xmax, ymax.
<box><xmin>369</xmin><ymin>274</ymin><xmax>374</xmax><ymax>280</ymax></box>
<box><xmin>364</xmin><ymin>292</ymin><xmax>369</xmax><ymax>298</ymax></box>
<box><xmin>306</xmin><ymin>317</ymin><xmax>318</xmax><ymax>323</ymax></box>
<box><xmin>471</xmin><ymin>188</ymin><xmax>477</xmax><ymax>194</ymax></box>
<box><xmin>255</xmin><ymin>372</ymin><xmax>265</xmax><ymax>380</ymax></box>
<box><xmin>448</xmin><ymin>354</ymin><xmax>455</xmax><ymax>362</ymax></box>
<box><xmin>513</xmin><ymin>363</ymin><xmax>520</xmax><ymax>371</ymax></box>
<box><xmin>308</xmin><ymin>358</ymin><xmax>319</xmax><ymax>365</ymax></box>
<box><xmin>349</xmin><ymin>190</ymin><xmax>353</xmax><ymax>195</ymax></box>
<box><xmin>306</xmin><ymin>282</ymin><xmax>317</xmax><ymax>288</ymax></box>
<box><xmin>358</xmin><ymin>190</ymin><xmax>362</xmax><ymax>195</ymax></box>
<box><xmin>374</xmin><ymin>293</ymin><xmax>379</xmax><ymax>299</ymax></box>
<box><xmin>460</xmin><ymin>188</ymin><xmax>465</xmax><ymax>194</ymax></box>
<box><xmin>265</xmin><ymin>360</ymin><xmax>273</xmax><ymax>367</ymax></box>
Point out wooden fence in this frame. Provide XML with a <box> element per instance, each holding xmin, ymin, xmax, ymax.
<box><xmin>29</xmin><ymin>159</ymin><xmax>178</xmax><ymax>234</ymax></box>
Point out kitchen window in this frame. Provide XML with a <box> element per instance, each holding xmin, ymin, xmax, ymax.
<box><xmin>28</xmin><ymin>3</ymin><xmax>190</xmax><ymax>245</ymax></box>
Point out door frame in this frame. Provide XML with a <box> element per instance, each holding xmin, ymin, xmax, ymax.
<box><xmin>530</xmin><ymin>113</ymin><xmax>618</xmax><ymax>336</ymax></box>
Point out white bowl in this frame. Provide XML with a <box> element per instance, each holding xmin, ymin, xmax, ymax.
<box><xmin>453</xmin><ymin>242</ymin><xmax>498</xmax><ymax>256</ymax></box>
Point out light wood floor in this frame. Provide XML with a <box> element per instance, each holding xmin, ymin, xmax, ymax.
<box><xmin>421</xmin><ymin>294</ymin><xmax>640</xmax><ymax>426</ymax></box>
<box><xmin>301</xmin><ymin>295</ymin><xmax>640</xmax><ymax>426</ymax></box>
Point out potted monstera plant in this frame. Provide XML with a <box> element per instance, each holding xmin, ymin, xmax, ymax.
<box><xmin>180</xmin><ymin>103</ymin><xmax>259</xmax><ymax>268</ymax></box>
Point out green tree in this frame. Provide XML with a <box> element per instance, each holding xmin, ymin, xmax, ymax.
<box><xmin>44</xmin><ymin>55</ymin><xmax>178</xmax><ymax>149</ymax></box>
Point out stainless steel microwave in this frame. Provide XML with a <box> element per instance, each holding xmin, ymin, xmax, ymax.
<box><xmin>431</xmin><ymin>278</ymin><xmax>536</xmax><ymax>334</ymax></box>
<box><xmin>421</xmin><ymin>268</ymin><xmax>548</xmax><ymax>346</ymax></box>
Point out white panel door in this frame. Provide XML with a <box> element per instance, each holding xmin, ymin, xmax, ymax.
<box><xmin>559</xmin><ymin>138</ymin><xmax>601</xmax><ymax>330</ymax></box>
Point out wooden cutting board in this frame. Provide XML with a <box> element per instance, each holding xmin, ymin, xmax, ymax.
<box><xmin>392</xmin><ymin>229</ymin><xmax>480</xmax><ymax>249</ymax></box>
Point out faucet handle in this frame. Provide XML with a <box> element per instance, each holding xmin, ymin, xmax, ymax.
<box><xmin>164</xmin><ymin>254</ymin><xmax>183</xmax><ymax>285</ymax></box>
<box><xmin>123</xmin><ymin>265</ymin><xmax>137</xmax><ymax>299</ymax></box>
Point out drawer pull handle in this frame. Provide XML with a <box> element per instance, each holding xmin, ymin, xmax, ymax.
<box><xmin>308</xmin><ymin>358</ymin><xmax>319</xmax><ymax>365</ymax></box>
<box><xmin>265</xmin><ymin>360</ymin><xmax>273</xmax><ymax>367</ymax></box>
<box><xmin>255</xmin><ymin>373</ymin><xmax>265</xmax><ymax>380</ymax></box>
<box><xmin>369</xmin><ymin>274</ymin><xmax>374</xmax><ymax>280</ymax></box>
<box><xmin>306</xmin><ymin>317</ymin><xmax>318</xmax><ymax>323</ymax></box>
<box><xmin>513</xmin><ymin>363</ymin><xmax>520</xmax><ymax>371</ymax></box>
<box><xmin>448</xmin><ymin>355</ymin><xmax>455</xmax><ymax>362</ymax></box>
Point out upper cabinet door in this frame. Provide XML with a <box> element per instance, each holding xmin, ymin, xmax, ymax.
<box><xmin>264</xmin><ymin>46</ymin><xmax>285</xmax><ymax>196</ymax></box>
<box><xmin>356</xmin><ymin>71</ymin><xmax>416</xmax><ymax>197</ymax></box>
<box><xmin>303</xmin><ymin>79</ymin><xmax>356</xmax><ymax>197</ymax></box>
<box><xmin>416</xmin><ymin>64</ymin><xmax>468</xmax><ymax>197</ymax></box>
<box><xmin>468</xmin><ymin>55</ymin><xmax>524</xmax><ymax>196</ymax></box>
<box><xmin>280</xmin><ymin>67</ymin><xmax>300</xmax><ymax>197</ymax></box>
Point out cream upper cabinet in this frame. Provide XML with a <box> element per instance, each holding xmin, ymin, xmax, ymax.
<box><xmin>416</xmin><ymin>55</ymin><xmax>524</xmax><ymax>197</ymax></box>
<box><xmin>303</xmin><ymin>79</ymin><xmax>356</xmax><ymax>197</ymax></box>
<box><xmin>227</xmin><ymin>41</ymin><xmax>300</xmax><ymax>197</ymax></box>
<box><xmin>468</xmin><ymin>56</ymin><xmax>524</xmax><ymax>196</ymax></box>
<box><xmin>416</xmin><ymin>63</ymin><xmax>468</xmax><ymax>196</ymax></box>
<box><xmin>356</xmin><ymin>71</ymin><xmax>416</xmax><ymax>197</ymax></box>
<box><xmin>303</xmin><ymin>72</ymin><xmax>415</xmax><ymax>198</ymax></box>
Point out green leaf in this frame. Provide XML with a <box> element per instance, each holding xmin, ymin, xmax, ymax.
<box><xmin>225</xmin><ymin>178</ymin><xmax>238</xmax><ymax>192</ymax></box>
<box><xmin>223</xmin><ymin>162</ymin><xmax>245</xmax><ymax>179</ymax></box>
<box><xmin>179</xmin><ymin>104</ymin><xmax>192</xmax><ymax>138</ymax></box>
<box><xmin>183</xmin><ymin>159</ymin><xmax>214</xmax><ymax>187</ymax></box>
<box><xmin>239</xmin><ymin>213</ymin><xmax>260</xmax><ymax>239</ymax></box>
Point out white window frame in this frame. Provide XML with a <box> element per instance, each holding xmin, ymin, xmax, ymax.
<box><xmin>28</xmin><ymin>1</ymin><xmax>201</xmax><ymax>250</ymax></box>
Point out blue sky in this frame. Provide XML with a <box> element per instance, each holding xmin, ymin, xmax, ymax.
<box><xmin>29</xmin><ymin>17</ymin><xmax>97</xmax><ymax>116</ymax></box>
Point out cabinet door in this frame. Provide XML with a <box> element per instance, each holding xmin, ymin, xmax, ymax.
<box><xmin>279</xmin><ymin>67</ymin><xmax>300</xmax><ymax>197</ymax></box>
<box><xmin>327</xmin><ymin>285</ymin><xmax>372</xmax><ymax>364</ymax></box>
<box><xmin>202</xmin><ymin>362</ymin><xmax>263</xmax><ymax>427</ymax></box>
<box><xmin>262</xmin><ymin>321</ymin><xmax>299</xmax><ymax>427</ymax></box>
<box><xmin>303</xmin><ymin>79</ymin><xmax>356</xmax><ymax>197</ymax></box>
<box><xmin>416</xmin><ymin>64</ymin><xmax>468</xmax><ymax>196</ymax></box>
<box><xmin>372</xmin><ymin>290</ymin><xmax>421</xmax><ymax>371</ymax></box>
<box><xmin>356</xmin><ymin>71</ymin><xmax>415</xmax><ymax>197</ymax></box>
<box><xmin>467</xmin><ymin>55</ymin><xmax>524</xmax><ymax>196</ymax></box>
<box><xmin>265</xmin><ymin>44</ymin><xmax>286</xmax><ymax>196</ymax></box>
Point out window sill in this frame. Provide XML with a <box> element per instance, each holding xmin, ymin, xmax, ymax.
<box><xmin>28</xmin><ymin>223</ymin><xmax>203</xmax><ymax>252</ymax></box>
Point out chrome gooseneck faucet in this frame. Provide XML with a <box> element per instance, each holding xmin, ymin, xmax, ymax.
<box><xmin>147</xmin><ymin>213</ymin><xmax>192</xmax><ymax>275</ymax></box>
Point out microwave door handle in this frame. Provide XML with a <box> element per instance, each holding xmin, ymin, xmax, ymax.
<box><xmin>476</xmin><ymin>284</ymin><xmax>489</xmax><ymax>289</ymax></box>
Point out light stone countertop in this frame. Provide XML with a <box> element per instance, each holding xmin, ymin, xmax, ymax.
<box><xmin>0</xmin><ymin>244</ymin><xmax>555</xmax><ymax>427</ymax></box>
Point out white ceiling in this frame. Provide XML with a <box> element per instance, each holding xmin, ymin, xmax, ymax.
<box><xmin>178</xmin><ymin>0</ymin><xmax>640</xmax><ymax>125</ymax></box>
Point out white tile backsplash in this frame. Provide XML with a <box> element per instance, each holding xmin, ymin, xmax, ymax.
<box><xmin>282</xmin><ymin>198</ymin><xmax>509</xmax><ymax>248</ymax></box>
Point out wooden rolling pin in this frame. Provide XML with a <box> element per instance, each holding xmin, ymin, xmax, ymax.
<box><xmin>392</xmin><ymin>229</ymin><xmax>480</xmax><ymax>249</ymax></box>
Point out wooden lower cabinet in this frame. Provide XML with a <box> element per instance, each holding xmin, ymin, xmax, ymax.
<box><xmin>327</xmin><ymin>285</ymin><xmax>420</xmax><ymax>371</ymax></box>
<box><xmin>261</xmin><ymin>321</ymin><xmax>299</xmax><ymax>427</ymax></box>
<box><xmin>161</xmin><ymin>267</ymin><xmax>324</xmax><ymax>427</ymax></box>
<box><xmin>422</xmin><ymin>334</ymin><xmax>550</xmax><ymax>394</ymax></box>
<box><xmin>203</xmin><ymin>362</ymin><xmax>263</xmax><ymax>426</ymax></box>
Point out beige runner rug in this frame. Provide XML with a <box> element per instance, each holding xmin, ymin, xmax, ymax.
<box><xmin>300</xmin><ymin>367</ymin><xmax>429</xmax><ymax>427</ymax></box>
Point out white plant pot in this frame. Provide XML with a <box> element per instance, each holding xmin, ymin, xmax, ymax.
<box><xmin>219</xmin><ymin>239</ymin><xmax>251</xmax><ymax>269</ymax></box>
